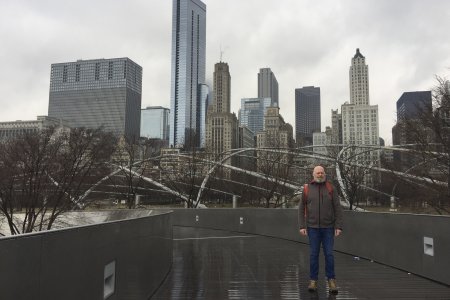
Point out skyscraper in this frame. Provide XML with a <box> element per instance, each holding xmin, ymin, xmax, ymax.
<box><xmin>206</xmin><ymin>62</ymin><xmax>238</xmax><ymax>159</ymax></box>
<box><xmin>331</xmin><ymin>109</ymin><xmax>342</xmax><ymax>144</ymax></box>
<box><xmin>342</xmin><ymin>48</ymin><xmax>380</xmax><ymax>185</ymax></box>
<box><xmin>396</xmin><ymin>91</ymin><xmax>432</xmax><ymax>121</ymax></box>
<box><xmin>392</xmin><ymin>91</ymin><xmax>432</xmax><ymax>168</ymax></box>
<box><xmin>170</xmin><ymin>0</ymin><xmax>206</xmax><ymax>148</ymax></box>
<box><xmin>349</xmin><ymin>48</ymin><xmax>370</xmax><ymax>106</ymax></box>
<box><xmin>212</xmin><ymin>63</ymin><xmax>231</xmax><ymax>113</ymax></box>
<box><xmin>141</xmin><ymin>106</ymin><xmax>170</xmax><ymax>141</ymax></box>
<box><xmin>258</xmin><ymin>68</ymin><xmax>279</xmax><ymax>106</ymax></box>
<box><xmin>198</xmin><ymin>83</ymin><xmax>210</xmax><ymax>148</ymax></box>
<box><xmin>238</xmin><ymin>97</ymin><xmax>273</xmax><ymax>136</ymax></box>
<box><xmin>256</xmin><ymin>107</ymin><xmax>293</xmax><ymax>172</ymax></box>
<box><xmin>48</xmin><ymin>57</ymin><xmax>142</xmax><ymax>139</ymax></box>
<box><xmin>342</xmin><ymin>49</ymin><xmax>379</xmax><ymax>146</ymax></box>
<box><xmin>295</xmin><ymin>86</ymin><xmax>321</xmax><ymax>145</ymax></box>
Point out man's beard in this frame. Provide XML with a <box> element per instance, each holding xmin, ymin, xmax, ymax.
<box><xmin>315</xmin><ymin>178</ymin><xmax>325</xmax><ymax>183</ymax></box>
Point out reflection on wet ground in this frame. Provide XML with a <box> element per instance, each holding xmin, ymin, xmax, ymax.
<box><xmin>151</xmin><ymin>226</ymin><xmax>450</xmax><ymax>299</ymax></box>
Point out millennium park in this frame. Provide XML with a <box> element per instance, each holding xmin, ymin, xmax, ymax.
<box><xmin>0</xmin><ymin>0</ymin><xmax>449</xmax><ymax>299</ymax></box>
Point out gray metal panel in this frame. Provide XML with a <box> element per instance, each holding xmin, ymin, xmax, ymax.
<box><xmin>169</xmin><ymin>208</ymin><xmax>450</xmax><ymax>286</ymax></box>
<box><xmin>0</xmin><ymin>212</ymin><xmax>172</xmax><ymax>300</ymax></box>
<box><xmin>0</xmin><ymin>236</ymin><xmax>42</xmax><ymax>300</ymax></box>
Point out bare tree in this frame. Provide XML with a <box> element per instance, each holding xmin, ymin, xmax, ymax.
<box><xmin>337</xmin><ymin>146</ymin><xmax>375</xmax><ymax>210</ymax></box>
<box><xmin>0</xmin><ymin>127</ymin><xmax>115</xmax><ymax>235</ymax></box>
<box><xmin>158</xmin><ymin>143</ymin><xmax>209</xmax><ymax>208</ymax></box>
<box><xmin>401</xmin><ymin>76</ymin><xmax>450</xmax><ymax>213</ymax></box>
<box><xmin>109</xmin><ymin>136</ymin><xmax>157</xmax><ymax>209</ymax></box>
<box><xmin>256</xmin><ymin>125</ymin><xmax>295</xmax><ymax>208</ymax></box>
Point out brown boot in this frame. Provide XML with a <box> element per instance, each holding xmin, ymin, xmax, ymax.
<box><xmin>308</xmin><ymin>280</ymin><xmax>318</xmax><ymax>292</ymax></box>
<box><xmin>328</xmin><ymin>279</ymin><xmax>338</xmax><ymax>294</ymax></box>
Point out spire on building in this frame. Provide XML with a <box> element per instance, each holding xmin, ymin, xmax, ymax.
<box><xmin>353</xmin><ymin>48</ymin><xmax>365</xmax><ymax>59</ymax></box>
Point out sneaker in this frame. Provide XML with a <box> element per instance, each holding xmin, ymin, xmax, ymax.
<box><xmin>308</xmin><ymin>280</ymin><xmax>318</xmax><ymax>292</ymax></box>
<box><xmin>328</xmin><ymin>279</ymin><xmax>338</xmax><ymax>294</ymax></box>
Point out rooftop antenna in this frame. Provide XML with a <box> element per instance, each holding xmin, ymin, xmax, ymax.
<box><xmin>220</xmin><ymin>44</ymin><xmax>224</xmax><ymax>62</ymax></box>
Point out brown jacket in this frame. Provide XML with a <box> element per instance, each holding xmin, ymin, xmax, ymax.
<box><xmin>297</xmin><ymin>181</ymin><xmax>343</xmax><ymax>230</ymax></box>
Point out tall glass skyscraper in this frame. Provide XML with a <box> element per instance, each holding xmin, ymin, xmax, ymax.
<box><xmin>238</xmin><ymin>97</ymin><xmax>273</xmax><ymax>136</ymax></box>
<box><xmin>141</xmin><ymin>106</ymin><xmax>170</xmax><ymax>141</ymax></box>
<box><xmin>295</xmin><ymin>86</ymin><xmax>321</xmax><ymax>145</ymax></box>
<box><xmin>48</xmin><ymin>57</ymin><xmax>142</xmax><ymax>139</ymax></box>
<box><xmin>170</xmin><ymin>0</ymin><xmax>206</xmax><ymax>148</ymax></box>
<box><xmin>396</xmin><ymin>91</ymin><xmax>432</xmax><ymax>121</ymax></box>
<box><xmin>198</xmin><ymin>83</ymin><xmax>210</xmax><ymax>148</ymax></box>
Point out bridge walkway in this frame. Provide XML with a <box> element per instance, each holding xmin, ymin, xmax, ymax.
<box><xmin>151</xmin><ymin>226</ymin><xmax>450</xmax><ymax>299</ymax></box>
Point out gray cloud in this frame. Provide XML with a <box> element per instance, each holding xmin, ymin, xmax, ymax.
<box><xmin>1</xmin><ymin>0</ymin><xmax>449</xmax><ymax>144</ymax></box>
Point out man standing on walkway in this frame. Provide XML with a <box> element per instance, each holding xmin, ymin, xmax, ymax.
<box><xmin>298</xmin><ymin>165</ymin><xmax>343</xmax><ymax>294</ymax></box>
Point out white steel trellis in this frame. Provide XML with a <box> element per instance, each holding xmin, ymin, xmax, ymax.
<box><xmin>76</xmin><ymin>144</ymin><xmax>448</xmax><ymax>209</ymax></box>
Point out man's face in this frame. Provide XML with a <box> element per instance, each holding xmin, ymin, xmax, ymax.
<box><xmin>313</xmin><ymin>167</ymin><xmax>326</xmax><ymax>183</ymax></box>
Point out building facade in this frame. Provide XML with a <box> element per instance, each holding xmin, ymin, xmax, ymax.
<box><xmin>212</xmin><ymin>63</ymin><xmax>231</xmax><ymax>114</ymax></box>
<box><xmin>393</xmin><ymin>91</ymin><xmax>432</xmax><ymax>168</ymax></box>
<box><xmin>256</xmin><ymin>107</ymin><xmax>294</xmax><ymax>172</ymax></box>
<box><xmin>238</xmin><ymin>97</ymin><xmax>273</xmax><ymax>136</ymax></box>
<box><xmin>206</xmin><ymin>62</ymin><xmax>238</xmax><ymax>160</ymax></box>
<box><xmin>48</xmin><ymin>57</ymin><xmax>142</xmax><ymax>139</ymax></box>
<box><xmin>397</xmin><ymin>91</ymin><xmax>432</xmax><ymax>121</ymax></box>
<box><xmin>342</xmin><ymin>49</ymin><xmax>379</xmax><ymax>146</ymax></box>
<box><xmin>239</xmin><ymin>126</ymin><xmax>255</xmax><ymax>149</ymax></box>
<box><xmin>331</xmin><ymin>109</ymin><xmax>343</xmax><ymax>145</ymax></box>
<box><xmin>295</xmin><ymin>86</ymin><xmax>321</xmax><ymax>145</ymax></box>
<box><xmin>140</xmin><ymin>106</ymin><xmax>170</xmax><ymax>141</ymax></box>
<box><xmin>0</xmin><ymin>116</ymin><xmax>70</xmax><ymax>140</ymax></box>
<box><xmin>198</xmin><ymin>83</ymin><xmax>210</xmax><ymax>148</ymax></box>
<box><xmin>349</xmin><ymin>48</ymin><xmax>370</xmax><ymax>106</ymax></box>
<box><xmin>313</xmin><ymin>131</ymin><xmax>329</xmax><ymax>157</ymax></box>
<box><xmin>169</xmin><ymin>0</ymin><xmax>207</xmax><ymax>148</ymax></box>
<box><xmin>342</xmin><ymin>49</ymin><xmax>380</xmax><ymax>185</ymax></box>
<box><xmin>238</xmin><ymin>125</ymin><xmax>256</xmax><ymax>171</ymax></box>
<box><xmin>341</xmin><ymin>104</ymin><xmax>379</xmax><ymax>145</ymax></box>
<box><xmin>258</xmin><ymin>68</ymin><xmax>279</xmax><ymax>106</ymax></box>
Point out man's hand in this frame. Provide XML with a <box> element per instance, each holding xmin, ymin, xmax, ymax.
<box><xmin>299</xmin><ymin>228</ymin><xmax>307</xmax><ymax>236</ymax></box>
<box><xmin>335</xmin><ymin>229</ymin><xmax>342</xmax><ymax>237</ymax></box>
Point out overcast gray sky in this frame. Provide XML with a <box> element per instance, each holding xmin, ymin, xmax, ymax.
<box><xmin>1</xmin><ymin>0</ymin><xmax>449</xmax><ymax>145</ymax></box>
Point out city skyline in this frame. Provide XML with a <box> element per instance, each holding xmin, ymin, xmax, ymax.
<box><xmin>1</xmin><ymin>0</ymin><xmax>450</xmax><ymax>144</ymax></box>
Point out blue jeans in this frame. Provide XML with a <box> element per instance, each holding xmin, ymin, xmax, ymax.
<box><xmin>308</xmin><ymin>227</ymin><xmax>335</xmax><ymax>280</ymax></box>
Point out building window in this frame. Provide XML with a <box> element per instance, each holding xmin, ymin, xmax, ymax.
<box><xmin>63</xmin><ymin>65</ymin><xmax>68</xmax><ymax>83</ymax></box>
<box><xmin>108</xmin><ymin>61</ymin><xmax>113</xmax><ymax>80</ymax></box>
<box><xmin>75</xmin><ymin>64</ymin><xmax>81</xmax><ymax>82</ymax></box>
<box><xmin>95</xmin><ymin>63</ymin><xmax>100</xmax><ymax>80</ymax></box>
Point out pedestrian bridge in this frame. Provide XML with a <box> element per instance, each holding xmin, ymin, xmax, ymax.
<box><xmin>1</xmin><ymin>209</ymin><xmax>449</xmax><ymax>299</ymax></box>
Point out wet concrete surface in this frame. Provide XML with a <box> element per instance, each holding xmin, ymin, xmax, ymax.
<box><xmin>151</xmin><ymin>226</ymin><xmax>450</xmax><ymax>299</ymax></box>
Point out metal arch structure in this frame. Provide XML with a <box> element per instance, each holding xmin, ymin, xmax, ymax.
<box><xmin>194</xmin><ymin>144</ymin><xmax>448</xmax><ymax>208</ymax></box>
<box><xmin>194</xmin><ymin>147</ymin><xmax>339</xmax><ymax>208</ymax></box>
<box><xmin>335</xmin><ymin>144</ymin><xmax>448</xmax><ymax>204</ymax></box>
<box><xmin>391</xmin><ymin>158</ymin><xmax>439</xmax><ymax>198</ymax></box>
<box><xmin>77</xmin><ymin>158</ymin><xmax>191</xmax><ymax>206</ymax></box>
<box><xmin>76</xmin><ymin>143</ymin><xmax>448</xmax><ymax>209</ymax></box>
<box><xmin>79</xmin><ymin>145</ymin><xmax>331</xmax><ymax>207</ymax></box>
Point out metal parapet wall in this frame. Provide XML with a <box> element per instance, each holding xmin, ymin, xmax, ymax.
<box><xmin>0</xmin><ymin>211</ymin><xmax>172</xmax><ymax>300</ymax></box>
<box><xmin>169</xmin><ymin>208</ymin><xmax>450</xmax><ymax>286</ymax></box>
